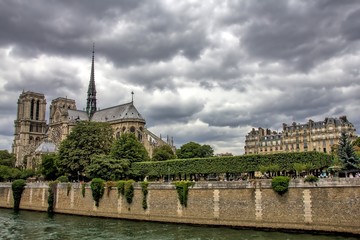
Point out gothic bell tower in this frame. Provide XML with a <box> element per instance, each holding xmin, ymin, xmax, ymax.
<box><xmin>12</xmin><ymin>91</ymin><xmax>47</xmax><ymax>167</ymax></box>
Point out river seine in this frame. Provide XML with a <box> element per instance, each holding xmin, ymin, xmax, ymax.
<box><xmin>0</xmin><ymin>208</ymin><xmax>357</xmax><ymax>240</ymax></box>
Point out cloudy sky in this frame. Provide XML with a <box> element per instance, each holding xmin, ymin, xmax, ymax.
<box><xmin>1</xmin><ymin>0</ymin><xmax>360</xmax><ymax>155</ymax></box>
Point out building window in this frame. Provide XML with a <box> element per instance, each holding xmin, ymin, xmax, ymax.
<box><xmin>36</xmin><ymin>100</ymin><xmax>40</xmax><ymax>120</ymax></box>
<box><xmin>130</xmin><ymin>126</ymin><xmax>135</xmax><ymax>133</ymax></box>
<box><xmin>30</xmin><ymin>99</ymin><xmax>35</xmax><ymax>120</ymax></box>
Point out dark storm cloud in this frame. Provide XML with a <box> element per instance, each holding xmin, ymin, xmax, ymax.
<box><xmin>0</xmin><ymin>0</ymin><xmax>208</xmax><ymax>68</ymax></box>
<box><xmin>0</xmin><ymin>0</ymin><xmax>359</xmax><ymax>154</ymax></box>
<box><xmin>229</xmin><ymin>0</ymin><xmax>360</xmax><ymax>72</ymax></box>
<box><xmin>4</xmin><ymin>67</ymin><xmax>83</xmax><ymax>98</ymax></box>
<box><xmin>143</xmin><ymin>99</ymin><xmax>205</xmax><ymax>126</ymax></box>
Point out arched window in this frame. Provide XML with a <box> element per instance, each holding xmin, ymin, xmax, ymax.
<box><xmin>122</xmin><ymin>127</ymin><xmax>126</xmax><ymax>132</ymax></box>
<box><xmin>36</xmin><ymin>100</ymin><xmax>40</xmax><ymax>120</ymax></box>
<box><xmin>29</xmin><ymin>136</ymin><xmax>33</xmax><ymax>144</ymax></box>
<box><xmin>116</xmin><ymin>132</ymin><xmax>120</xmax><ymax>139</ymax></box>
<box><xmin>130</xmin><ymin>126</ymin><xmax>135</xmax><ymax>133</ymax></box>
<box><xmin>138</xmin><ymin>131</ymin><xmax>142</xmax><ymax>142</ymax></box>
<box><xmin>30</xmin><ymin>99</ymin><xmax>35</xmax><ymax>120</ymax></box>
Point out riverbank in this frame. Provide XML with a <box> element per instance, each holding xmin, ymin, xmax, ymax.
<box><xmin>1</xmin><ymin>178</ymin><xmax>359</xmax><ymax>235</ymax></box>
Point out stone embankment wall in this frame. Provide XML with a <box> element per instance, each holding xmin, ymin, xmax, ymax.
<box><xmin>0</xmin><ymin>178</ymin><xmax>359</xmax><ymax>235</ymax></box>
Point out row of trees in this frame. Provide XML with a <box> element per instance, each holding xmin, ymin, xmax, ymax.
<box><xmin>40</xmin><ymin>121</ymin><xmax>215</xmax><ymax>181</ymax></box>
<box><xmin>0</xmin><ymin>150</ymin><xmax>35</xmax><ymax>181</ymax></box>
<box><xmin>1</xmin><ymin>120</ymin><xmax>358</xmax><ymax>183</ymax></box>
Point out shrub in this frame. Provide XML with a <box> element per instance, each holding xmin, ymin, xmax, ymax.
<box><xmin>124</xmin><ymin>180</ymin><xmax>135</xmax><ymax>204</ymax></box>
<box><xmin>117</xmin><ymin>180</ymin><xmax>135</xmax><ymax>204</ymax></box>
<box><xmin>11</xmin><ymin>179</ymin><xmax>26</xmax><ymax>210</ymax></box>
<box><xmin>81</xmin><ymin>183</ymin><xmax>86</xmax><ymax>197</ymax></box>
<box><xmin>141</xmin><ymin>181</ymin><xmax>149</xmax><ymax>210</ymax></box>
<box><xmin>56</xmin><ymin>176</ymin><xmax>69</xmax><ymax>183</ymax></box>
<box><xmin>66</xmin><ymin>183</ymin><xmax>71</xmax><ymax>196</ymax></box>
<box><xmin>106</xmin><ymin>181</ymin><xmax>117</xmax><ymax>196</ymax></box>
<box><xmin>48</xmin><ymin>181</ymin><xmax>58</xmax><ymax>213</ymax></box>
<box><xmin>117</xmin><ymin>180</ymin><xmax>125</xmax><ymax>197</ymax></box>
<box><xmin>304</xmin><ymin>175</ymin><xmax>319</xmax><ymax>183</ymax></box>
<box><xmin>90</xmin><ymin>178</ymin><xmax>105</xmax><ymax>207</ymax></box>
<box><xmin>174</xmin><ymin>181</ymin><xmax>195</xmax><ymax>207</ymax></box>
<box><xmin>132</xmin><ymin>152</ymin><xmax>332</xmax><ymax>178</ymax></box>
<box><xmin>271</xmin><ymin>176</ymin><xmax>290</xmax><ymax>195</ymax></box>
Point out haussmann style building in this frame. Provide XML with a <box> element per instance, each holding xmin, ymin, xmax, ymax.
<box><xmin>12</xmin><ymin>49</ymin><xmax>174</xmax><ymax>169</ymax></box>
<box><xmin>244</xmin><ymin>116</ymin><xmax>357</xmax><ymax>155</ymax></box>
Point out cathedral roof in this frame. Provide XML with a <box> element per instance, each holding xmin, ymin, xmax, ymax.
<box><xmin>35</xmin><ymin>140</ymin><xmax>57</xmax><ymax>153</ymax></box>
<box><xmin>67</xmin><ymin>109</ymin><xmax>90</xmax><ymax>121</ymax></box>
<box><xmin>91</xmin><ymin>102</ymin><xmax>145</xmax><ymax>123</ymax></box>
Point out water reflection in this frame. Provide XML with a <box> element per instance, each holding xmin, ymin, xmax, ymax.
<box><xmin>0</xmin><ymin>208</ymin><xmax>357</xmax><ymax>240</ymax></box>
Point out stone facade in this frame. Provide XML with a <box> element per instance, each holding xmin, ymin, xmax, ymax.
<box><xmin>245</xmin><ymin>116</ymin><xmax>357</xmax><ymax>155</ymax></box>
<box><xmin>12</xmin><ymin>91</ymin><xmax>47</xmax><ymax>168</ymax></box>
<box><xmin>12</xmin><ymin>50</ymin><xmax>174</xmax><ymax>168</ymax></box>
<box><xmin>0</xmin><ymin>179</ymin><xmax>359</xmax><ymax>235</ymax></box>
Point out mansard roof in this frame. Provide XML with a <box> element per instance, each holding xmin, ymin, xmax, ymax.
<box><xmin>91</xmin><ymin>102</ymin><xmax>145</xmax><ymax>123</ymax></box>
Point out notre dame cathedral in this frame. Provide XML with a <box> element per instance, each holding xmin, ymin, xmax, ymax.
<box><xmin>12</xmin><ymin>49</ymin><xmax>174</xmax><ymax>169</ymax></box>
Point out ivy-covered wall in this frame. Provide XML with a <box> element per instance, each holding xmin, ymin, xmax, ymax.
<box><xmin>0</xmin><ymin>179</ymin><xmax>359</xmax><ymax>235</ymax></box>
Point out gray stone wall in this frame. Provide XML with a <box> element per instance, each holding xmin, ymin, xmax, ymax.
<box><xmin>0</xmin><ymin>179</ymin><xmax>359</xmax><ymax>235</ymax></box>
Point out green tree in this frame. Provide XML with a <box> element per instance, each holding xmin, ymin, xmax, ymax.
<box><xmin>338</xmin><ymin>132</ymin><xmax>359</xmax><ymax>170</ymax></box>
<box><xmin>86</xmin><ymin>154</ymin><xmax>130</xmax><ymax>181</ymax></box>
<box><xmin>352</xmin><ymin>137</ymin><xmax>360</xmax><ymax>148</ymax></box>
<box><xmin>352</xmin><ymin>137</ymin><xmax>360</xmax><ymax>158</ymax></box>
<box><xmin>293</xmin><ymin>163</ymin><xmax>306</xmax><ymax>178</ymax></box>
<box><xmin>176</xmin><ymin>142</ymin><xmax>214</xmax><ymax>159</ymax></box>
<box><xmin>111</xmin><ymin>133</ymin><xmax>149</xmax><ymax>163</ymax></box>
<box><xmin>57</xmin><ymin>121</ymin><xmax>114</xmax><ymax>179</ymax></box>
<box><xmin>40</xmin><ymin>154</ymin><xmax>60</xmax><ymax>180</ymax></box>
<box><xmin>0</xmin><ymin>150</ymin><xmax>16</xmax><ymax>167</ymax></box>
<box><xmin>152</xmin><ymin>145</ymin><xmax>176</xmax><ymax>161</ymax></box>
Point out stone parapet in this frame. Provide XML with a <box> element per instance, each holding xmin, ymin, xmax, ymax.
<box><xmin>0</xmin><ymin>179</ymin><xmax>359</xmax><ymax>235</ymax></box>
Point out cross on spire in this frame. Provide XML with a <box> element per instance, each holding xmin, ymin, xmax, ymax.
<box><xmin>131</xmin><ymin>91</ymin><xmax>134</xmax><ymax>103</ymax></box>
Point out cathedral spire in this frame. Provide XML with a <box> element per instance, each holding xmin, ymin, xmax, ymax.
<box><xmin>86</xmin><ymin>43</ymin><xmax>97</xmax><ymax>118</ymax></box>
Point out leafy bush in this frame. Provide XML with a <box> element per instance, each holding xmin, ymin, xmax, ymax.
<box><xmin>304</xmin><ymin>175</ymin><xmax>319</xmax><ymax>183</ymax></box>
<box><xmin>117</xmin><ymin>180</ymin><xmax>135</xmax><ymax>204</ymax></box>
<box><xmin>81</xmin><ymin>183</ymin><xmax>86</xmax><ymax>197</ymax></box>
<box><xmin>19</xmin><ymin>169</ymin><xmax>35</xmax><ymax>180</ymax></box>
<box><xmin>56</xmin><ymin>175</ymin><xmax>69</xmax><ymax>183</ymax></box>
<box><xmin>11</xmin><ymin>179</ymin><xmax>26</xmax><ymax>210</ymax></box>
<box><xmin>106</xmin><ymin>181</ymin><xmax>117</xmax><ymax>196</ymax></box>
<box><xmin>67</xmin><ymin>183</ymin><xmax>71</xmax><ymax>196</ymax></box>
<box><xmin>48</xmin><ymin>181</ymin><xmax>58</xmax><ymax>213</ymax></box>
<box><xmin>132</xmin><ymin>152</ymin><xmax>332</xmax><ymax>178</ymax></box>
<box><xmin>174</xmin><ymin>181</ymin><xmax>195</xmax><ymax>207</ymax></box>
<box><xmin>271</xmin><ymin>176</ymin><xmax>290</xmax><ymax>195</ymax></box>
<box><xmin>117</xmin><ymin>180</ymin><xmax>125</xmax><ymax>197</ymax></box>
<box><xmin>90</xmin><ymin>178</ymin><xmax>105</xmax><ymax>207</ymax></box>
<box><xmin>141</xmin><ymin>181</ymin><xmax>149</xmax><ymax>210</ymax></box>
<box><xmin>0</xmin><ymin>166</ymin><xmax>21</xmax><ymax>182</ymax></box>
<box><xmin>86</xmin><ymin>155</ymin><xmax>130</xmax><ymax>181</ymax></box>
<box><xmin>125</xmin><ymin>180</ymin><xmax>135</xmax><ymax>204</ymax></box>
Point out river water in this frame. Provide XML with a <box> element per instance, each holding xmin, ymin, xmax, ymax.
<box><xmin>0</xmin><ymin>208</ymin><xmax>357</xmax><ymax>240</ymax></box>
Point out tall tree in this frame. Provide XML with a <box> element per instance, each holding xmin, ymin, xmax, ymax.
<box><xmin>338</xmin><ymin>132</ymin><xmax>359</xmax><ymax>170</ymax></box>
<box><xmin>0</xmin><ymin>150</ymin><xmax>16</xmax><ymax>167</ymax></box>
<box><xmin>40</xmin><ymin>154</ymin><xmax>60</xmax><ymax>180</ymax></box>
<box><xmin>176</xmin><ymin>142</ymin><xmax>214</xmax><ymax>159</ymax></box>
<box><xmin>86</xmin><ymin>154</ymin><xmax>130</xmax><ymax>181</ymax></box>
<box><xmin>111</xmin><ymin>133</ymin><xmax>149</xmax><ymax>162</ymax></box>
<box><xmin>152</xmin><ymin>145</ymin><xmax>176</xmax><ymax>161</ymax></box>
<box><xmin>57</xmin><ymin>121</ymin><xmax>114</xmax><ymax>179</ymax></box>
